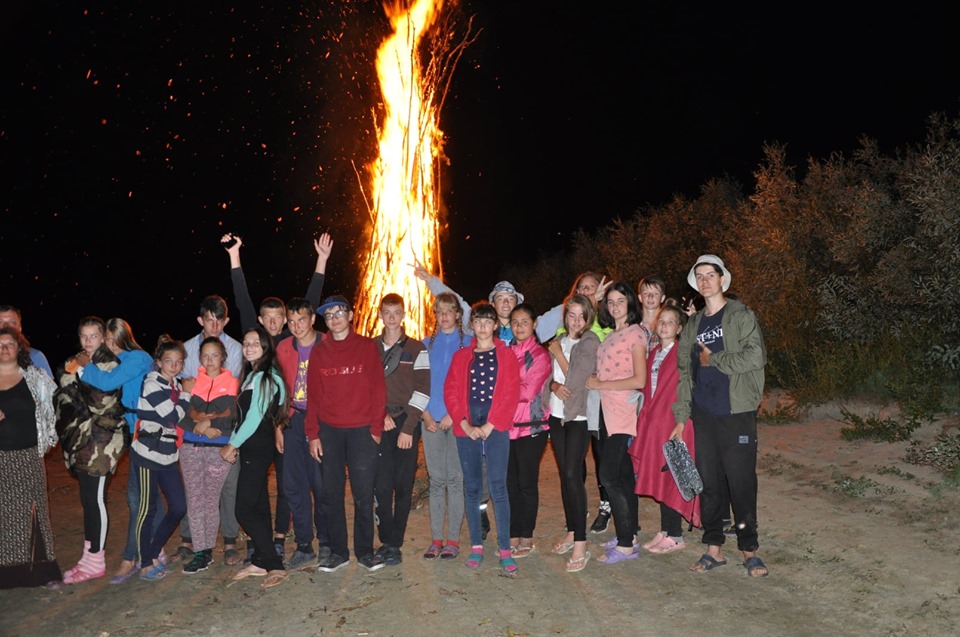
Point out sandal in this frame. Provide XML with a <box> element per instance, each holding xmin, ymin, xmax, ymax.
<box><xmin>597</xmin><ymin>547</ymin><xmax>639</xmax><ymax>565</ymax></box>
<box><xmin>168</xmin><ymin>545</ymin><xmax>194</xmax><ymax>565</ymax></box>
<box><xmin>566</xmin><ymin>551</ymin><xmax>591</xmax><ymax>573</ymax></box>
<box><xmin>261</xmin><ymin>570</ymin><xmax>288</xmax><ymax>589</ymax></box>
<box><xmin>511</xmin><ymin>544</ymin><xmax>535</xmax><ymax>558</ymax></box>
<box><xmin>499</xmin><ymin>556</ymin><xmax>519</xmax><ymax>577</ymax></box>
<box><xmin>744</xmin><ymin>555</ymin><xmax>769</xmax><ymax>577</ymax></box>
<box><xmin>552</xmin><ymin>540</ymin><xmax>575</xmax><ymax>555</ymax></box>
<box><xmin>109</xmin><ymin>565</ymin><xmax>139</xmax><ymax>585</ymax></box>
<box><xmin>647</xmin><ymin>536</ymin><xmax>686</xmax><ymax>554</ymax></box>
<box><xmin>600</xmin><ymin>536</ymin><xmax>639</xmax><ymax>551</ymax></box>
<box><xmin>423</xmin><ymin>544</ymin><xmax>442</xmax><ymax>560</ymax></box>
<box><xmin>439</xmin><ymin>545</ymin><xmax>460</xmax><ymax>560</ymax></box>
<box><xmin>224</xmin><ymin>547</ymin><xmax>243</xmax><ymax>566</ymax></box>
<box><xmin>641</xmin><ymin>531</ymin><xmax>667</xmax><ymax>550</ymax></box>
<box><xmin>139</xmin><ymin>563</ymin><xmax>167</xmax><ymax>581</ymax></box>
<box><xmin>465</xmin><ymin>550</ymin><xmax>484</xmax><ymax>569</ymax></box>
<box><xmin>690</xmin><ymin>553</ymin><xmax>727</xmax><ymax>572</ymax></box>
<box><xmin>232</xmin><ymin>564</ymin><xmax>268</xmax><ymax>580</ymax></box>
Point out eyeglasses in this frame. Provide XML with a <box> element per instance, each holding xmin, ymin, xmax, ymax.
<box><xmin>323</xmin><ymin>309</ymin><xmax>349</xmax><ymax>321</ymax></box>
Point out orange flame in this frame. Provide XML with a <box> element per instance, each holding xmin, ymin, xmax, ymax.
<box><xmin>354</xmin><ymin>0</ymin><xmax>446</xmax><ymax>339</ymax></box>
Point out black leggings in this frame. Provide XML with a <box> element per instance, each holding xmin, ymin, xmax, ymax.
<box><xmin>236</xmin><ymin>436</ymin><xmax>284</xmax><ymax>572</ymax></box>
<box><xmin>598</xmin><ymin>433</ymin><xmax>638</xmax><ymax>548</ymax></box>
<box><xmin>77</xmin><ymin>471</ymin><xmax>110</xmax><ymax>552</ymax></box>
<box><xmin>507</xmin><ymin>432</ymin><xmax>548</xmax><ymax>538</ymax></box>
<box><xmin>550</xmin><ymin>417</ymin><xmax>590</xmax><ymax>541</ymax></box>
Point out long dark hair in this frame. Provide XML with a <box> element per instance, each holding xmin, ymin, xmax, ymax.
<box><xmin>242</xmin><ymin>326</ymin><xmax>288</xmax><ymax>428</ymax></box>
<box><xmin>597</xmin><ymin>282</ymin><xmax>641</xmax><ymax>330</ymax></box>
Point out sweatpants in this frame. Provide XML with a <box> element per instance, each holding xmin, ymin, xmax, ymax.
<box><xmin>318</xmin><ymin>424</ymin><xmax>379</xmax><ymax>560</ymax></box>
<box><xmin>77</xmin><ymin>472</ymin><xmax>110</xmax><ymax>552</ymax></box>
<box><xmin>692</xmin><ymin>405</ymin><xmax>759</xmax><ymax>551</ymax></box>
<box><xmin>134</xmin><ymin>464</ymin><xmax>187</xmax><ymax>567</ymax></box>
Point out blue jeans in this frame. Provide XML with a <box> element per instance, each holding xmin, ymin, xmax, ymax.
<box><xmin>457</xmin><ymin>428</ymin><xmax>510</xmax><ymax>552</ymax></box>
<box><xmin>282</xmin><ymin>411</ymin><xmax>327</xmax><ymax>548</ymax></box>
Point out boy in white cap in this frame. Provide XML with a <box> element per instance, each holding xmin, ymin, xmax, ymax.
<box><xmin>671</xmin><ymin>255</ymin><xmax>769</xmax><ymax>577</ymax></box>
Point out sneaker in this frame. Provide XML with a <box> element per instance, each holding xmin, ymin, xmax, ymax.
<box><xmin>285</xmin><ymin>547</ymin><xmax>317</xmax><ymax>570</ymax></box>
<box><xmin>316</xmin><ymin>552</ymin><xmax>348</xmax><ymax>573</ymax></box>
<box><xmin>357</xmin><ymin>553</ymin><xmax>385</xmax><ymax>572</ymax></box>
<box><xmin>382</xmin><ymin>546</ymin><xmax>402</xmax><ymax>567</ymax></box>
<box><xmin>317</xmin><ymin>545</ymin><xmax>332</xmax><ymax>563</ymax></box>
<box><xmin>590</xmin><ymin>502</ymin><xmax>612</xmax><ymax>534</ymax></box>
<box><xmin>182</xmin><ymin>550</ymin><xmax>213</xmax><ymax>574</ymax></box>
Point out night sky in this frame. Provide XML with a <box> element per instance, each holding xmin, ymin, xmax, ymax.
<box><xmin>3</xmin><ymin>1</ymin><xmax>958</xmax><ymax>364</ymax></box>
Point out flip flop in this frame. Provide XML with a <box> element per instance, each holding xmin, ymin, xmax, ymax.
<box><xmin>553</xmin><ymin>540</ymin><xmax>575</xmax><ymax>555</ymax></box>
<box><xmin>110</xmin><ymin>567</ymin><xmax>139</xmax><ymax>585</ymax></box>
<box><xmin>597</xmin><ymin>547</ymin><xmax>639</xmax><ymax>565</ymax></box>
<box><xmin>224</xmin><ymin>547</ymin><xmax>243</xmax><ymax>566</ymax></box>
<box><xmin>261</xmin><ymin>570</ymin><xmax>288</xmax><ymax>589</ymax></box>
<box><xmin>744</xmin><ymin>555</ymin><xmax>769</xmax><ymax>577</ymax></box>
<box><xmin>511</xmin><ymin>544</ymin><xmax>535</xmax><ymax>558</ymax></box>
<box><xmin>232</xmin><ymin>564</ymin><xmax>268</xmax><ymax>580</ymax></box>
<box><xmin>566</xmin><ymin>551</ymin><xmax>592</xmax><ymax>573</ymax></box>
<box><xmin>690</xmin><ymin>553</ymin><xmax>728</xmax><ymax>572</ymax></box>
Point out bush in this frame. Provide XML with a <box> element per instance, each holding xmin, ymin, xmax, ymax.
<box><xmin>838</xmin><ymin>407</ymin><xmax>924</xmax><ymax>443</ymax></box>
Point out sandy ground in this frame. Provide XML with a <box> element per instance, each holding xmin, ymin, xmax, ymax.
<box><xmin>3</xmin><ymin>400</ymin><xmax>959</xmax><ymax>637</ymax></box>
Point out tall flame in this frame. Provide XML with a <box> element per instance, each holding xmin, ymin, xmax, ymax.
<box><xmin>354</xmin><ymin>0</ymin><xmax>446</xmax><ymax>339</ymax></box>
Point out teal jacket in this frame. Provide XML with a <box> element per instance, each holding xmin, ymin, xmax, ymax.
<box><xmin>672</xmin><ymin>298</ymin><xmax>766</xmax><ymax>424</ymax></box>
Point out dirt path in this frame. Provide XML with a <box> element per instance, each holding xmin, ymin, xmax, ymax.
<box><xmin>3</xmin><ymin>403</ymin><xmax>959</xmax><ymax>636</ymax></box>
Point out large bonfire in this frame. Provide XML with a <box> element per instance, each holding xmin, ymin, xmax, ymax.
<box><xmin>353</xmin><ymin>0</ymin><xmax>475</xmax><ymax>338</ymax></box>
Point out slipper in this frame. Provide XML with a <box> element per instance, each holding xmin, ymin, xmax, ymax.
<box><xmin>600</xmin><ymin>537</ymin><xmax>639</xmax><ymax>551</ymax></box>
<box><xmin>224</xmin><ymin>547</ymin><xmax>243</xmax><ymax>566</ymax></box>
<box><xmin>566</xmin><ymin>551</ymin><xmax>591</xmax><ymax>573</ymax></box>
<box><xmin>261</xmin><ymin>570</ymin><xmax>288</xmax><ymax>589</ymax></box>
<box><xmin>139</xmin><ymin>563</ymin><xmax>167</xmax><ymax>581</ymax></box>
<box><xmin>423</xmin><ymin>544</ymin><xmax>442</xmax><ymax>560</ymax></box>
<box><xmin>647</xmin><ymin>536</ymin><xmax>686</xmax><ymax>554</ymax></box>
<box><xmin>553</xmin><ymin>540</ymin><xmax>575</xmax><ymax>555</ymax></box>
<box><xmin>499</xmin><ymin>556</ymin><xmax>519</xmax><ymax>577</ymax></box>
<box><xmin>641</xmin><ymin>531</ymin><xmax>667</xmax><ymax>550</ymax></box>
<box><xmin>439</xmin><ymin>545</ymin><xmax>460</xmax><ymax>560</ymax></box>
<box><xmin>744</xmin><ymin>555</ymin><xmax>769</xmax><ymax>577</ymax></box>
<box><xmin>511</xmin><ymin>544</ymin><xmax>535</xmax><ymax>558</ymax></box>
<box><xmin>465</xmin><ymin>551</ymin><xmax>484</xmax><ymax>569</ymax></box>
<box><xmin>690</xmin><ymin>553</ymin><xmax>727</xmax><ymax>572</ymax></box>
<box><xmin>597</xmin><ymin>547</ymin><xmax>639</xmax><ymax>565</ymax></box>
<box><xmin>232</xmin><ymin>564</ymin><xmax>268</xmax><ymax>580</ymax></box>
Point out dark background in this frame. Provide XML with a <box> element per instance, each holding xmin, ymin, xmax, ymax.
<box><xmin>3</xmin><ymin>1</ymin><xmax>958</xmax><ymax>365</ymax></box>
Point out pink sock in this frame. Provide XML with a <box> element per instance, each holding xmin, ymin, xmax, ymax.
<box><xmin>499</xmin><ymin>549</ymin><xmax>512</xmax><ymax>559</ymax></box>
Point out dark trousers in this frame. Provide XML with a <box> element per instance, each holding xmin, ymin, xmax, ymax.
<box><xmin>236</xmin><ymin>432</ymin><xmax>284</xmax><ymax>571</ymax></box>
<box><xmin>550</xmin><ymin>417</ymin><xmax>590</xmax><ymax>541</ymax></box>
<box><xmin>659</xmin><ymin>502</ymin><xmax>683</xmax><ymax>538</ymax></box>
<box><xmin>692</xmin><ymin>405</ymin><xmax>759</xmax><ymax>551</ymax></box>
<box><xmin>319</xmin><ymin>424</ymin><xmax>379</xmax><ymax>560</ymax></box>
<box><xmin>375</xmin><ymin>419</ymin><xmax>421</xmax><ymax>548</ymax></box>
<box><xmin>598</xmin><ymin>432</ymin><xmax>638</xmax><ymax>548</ymax></box>
<box><xmin>135</xmin><ymin>464</ymin><xmax>187</xmax><ymax>567</ymax></box>
<box><xmin>584</xmin><ymin>409</ymin><xmax>609</xmax><ymax>503</ymax></box>
<box><xmin>282</xmin><ymin>411</ymin><xmax>327</xmax><ymax>548</ymax></box>
<box><xmin>77</xmin><ymin>472</ymin><xmax>110</xmax><ymax>552</ymax></box>
<box><xmin>506</xmin><ymin>432</ymin><xmax>548</xmax><ymax>538</ymax></box>
<box><xmin>273</xmin><ymin>446</ymin><xmax>291</xmax><ymax>536</ymax></box>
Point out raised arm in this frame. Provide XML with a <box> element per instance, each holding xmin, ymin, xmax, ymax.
<box><xmin>304</xmin><ymin>232</ymin><xmax>333</xmax><ymax>308</ymax></box>
<box><xmin>223</xmin><ymin>233</ymin><xmax>258</xmax><ymax>333</ymax></box>
<box><xmin>413</xmin><ymin>263</ymin><xmax>471</xmax><ymax>332</ymax></box>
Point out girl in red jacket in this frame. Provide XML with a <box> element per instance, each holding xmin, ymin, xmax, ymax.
<box><xmin>444</xmin><ymin>302</ymin><xmax>520</xmax><ymax>576</ymax></box>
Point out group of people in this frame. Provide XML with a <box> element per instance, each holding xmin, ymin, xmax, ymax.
<box><xmin>0</xmin><ymin>239</ymin><xmax>770</xmax><ymax>592</ymax></box>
